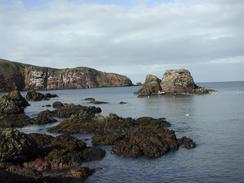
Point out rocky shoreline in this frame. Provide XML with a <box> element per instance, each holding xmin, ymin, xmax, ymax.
<box><xmin>0</xmin><ymin>90</ymin><xmax>196</xmax><ymax>182</ymax></box>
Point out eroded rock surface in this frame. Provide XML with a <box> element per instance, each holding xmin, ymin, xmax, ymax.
<box><xmin>0</xmin><ymin>91</ymin><xmax>31</xmax><ymax>128</ymax></box>
<box><xmin>0</xmin><ymin>129</ymin><xmax>105</xmax><ymax>182</ymax></box>
<box><xmin>137</xmin><ymin>75</ymin><xmax>162</xmax><ymax>97</ymax></box>
<box><xmin>49</xmin><ymin>112</ymin><xmax>195</xmax><ymax>159</ymax></box>
<box><xmin>26</xmin><ymin>91</ymin><xmax>58</xmax><ymax>101</ymax></box>
<box><xmin>138</xmin><ymin>69</ymin><xmax>211</xmax><ymax>96</ymax></box>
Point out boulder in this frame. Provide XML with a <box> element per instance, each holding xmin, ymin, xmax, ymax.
<box><xmin>52</xmin><ymin>101</ymin><xmax>64</xmax><ymax>109</ymax></box>
<box><xmin>33</xmin><ymin>110</ymin><xmax>57</xmax><ymax>125</ymax></box>
<box><xmin>0</xmin><ymin>129</ymin><xmax>38</xmax><ymax>163</ymax></box>
<box><xmin>65</xmin><ymin>167</ymin><xmax>94</xmax><ymax>180</ymax></box>
<box><xmin>0</xmin><ymin>114</ymin><xmax>32</xmax><ymax>128</ymax></box>
<box><xmin>137</xmin><ymin>75</ymin><xmax>162</xmax><ymax>96</ymax></box>
<box><xmin>82</xmin><ymin>147</ymin><xmax>106</xmax><ymax>161</ymax></box>
<box><xmin>26</xmin><ymin>91</ymin><xmax>58</xmax><ymax>101</ymax></box>
<box><xmin>52</xmin><ymin>103</ymin><xmax>101</xmax><ymax>118</ymax></box>
<box><xmin>178</xmin><ymin>136</ymin><xmax>196</xmax><ymax>149</ymax></box>
<box><xmin>0</xmin><ymin>90</ymin><xmax>29</xmax><ymax>114</ymax></box>
<box><xmin>112</xmin><ymin>128</ymin><xmax>179</xmax><ymax>159</ymax></box>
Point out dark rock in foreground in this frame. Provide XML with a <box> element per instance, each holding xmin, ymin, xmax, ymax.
<box><xmin>33</xmin><ymin>110</ymin><xmax>57</xmax><ymax>125</ymax></box>
<box><xmin>0</xmin><ymin>128</ymin><xmax>38</xmax><ymax>163</ymax></box>
<box><xmin>0</xmin><ymin>90</ymin><xmax>29</xmax><ymax>114</ymax></box>
<box><xmin>0</xmin><ymin>129</ymin><xmax>105</xmax><ymax>182</ymax></box>
<box><xmin>0</xmin><ymin>114</ymin><xmax>32</xmax><ymax>128</ymax></box>
<box><xmin>138</xmin><ymin>69</ymin><xmax>212</xmax><ymax>96</ymax></box>
<box><xmin>0</xmin><ymin>91</ymin><xmax>31</xmax><ymax>128</ymax></box>
<box><xmin>49</xmin><ymin>112</ymin><xmax>195</xmax><ymax>159</ymax></box>
<box><xmin>26</xmin><ymin>90</ymin><xmax>58</xmax><ymax>101</ymax></box>
<box><xmin>52</xmin><ymin>102</ymin><xmax>102</xmax><ymax>118</ymax></box>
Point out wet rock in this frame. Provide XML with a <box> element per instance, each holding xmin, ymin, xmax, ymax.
<box><xmin>0</xmin><ymin>169</ymin><xmax>43</xmax><ymax>183</ymax></box>
<box><xmin>119</xmin><ymin>101</ymin><xmax>127</xmax><ymax>104</ymax></box>
<box><xmin>23</xmin><ymin>159</ymin><xmax>50</xmax><ymax>172</ymax></box>
<box><xmin>45</xmin><ymin>93</ymin><xmax>59</xmax><ymax>99</ymax></box>
<box><xmin>88</xmin><ymin>100</ymin><xmax>109</xmax><ymax>105</ymax></box>
<box><xmin>84</xmin><ymin>97</ymin><xmax>95</xmax><ymax>102</ymax></box>
<box><xmin>42</xmin><ymin>104</ymin><xmax>51</xmax><ymax>107</ymax></box>
<box><xmin>0</xmin><ymin>90</ymin><xmax>29</xmax><ymax>114</ymax></box>
<box><xmin>112</xmin><ymin>128</ymin><xmax>179</xmax><ymax>159</ymax></box>
<box><xmin>136</xmin><ymin>117</ymin><xmax>171</xmax><ymax>128</ymax></box>
<box><xmin>92</xmin><ymin>133</ymin><xmax>125</xmax><ymax>145</ymax></box>
<box><xmin>26</xmin><ymin>91</ymin><xmax>58</xmax><ymax>101</ymax></box>
<box><xmin>0</xmin><ymin>91</ymin><xmax>32</xmax><ymax>127</ymax></box>
<box><xmin>5</xmin><ymin>165</ymin><xmax>42</xmax><ymax>180</ymax></box>
<box><xmin>52</xmin><ymin>103</ymin><xmax>101</xmax><ymax>118</ymax></box>
<box><xmin>178</xmin><ymin>136</ymin><xmax>196</xmax><ymax>149</ymax></box>
<box><xmin>0</xmin><ymin>114</ymin><xmax>32</xmax><ymax>128</ymax></box>
<box><xmin>52</xmin><ymin>101</ymin><xmax>64</xmax><ymax>109</ymax></box>
<box><xmin>33</xmin><ymin>110</ymin><xmax>57</xmax><ymax>125</ymax></box>
<box><xmin>0</xmin><ymin>129</ymin><xmax>38</xmax><ymax>163</ymax></box>
<box><xmin>138</xmin><ymin>74</ymin><xmax>162</xmax><ymax>97</ymax></box>
<box><xmin>65</xmin><ymin>167</ymin><xmax>94</xmax><ymax>180</ymax></box>
<box><xmin>82</xmin><ymin>147</ymin><xmax>106</xmax><ymax>161</ymax></box>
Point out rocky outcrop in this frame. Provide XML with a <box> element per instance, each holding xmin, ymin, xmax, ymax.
<box><xmin>0</xmin><ymin>129</ymin><xmax>105</xmax><ymax>182</ymax></box>
<box><xmin>0</xmin><ymin>59</ymin><xmax>133</xmax><ymax>92</ymax></box>
<box><xmin>26</xmin><ymin>90</ymin><xmax>58</xmax><ymax>101</ymax></box>
<box><xmin>0</xmin><ymin>91</ymin><xmax>32</xmax><ymax>128</ymax></box>
<box><xmin>49</xmin><ymin>111</ymin><xmax>195</xmax><ymax>159</ymax></box>
<box><xmin>160</xmin><ymin>69</ymin><xmax>209</xmax><ymax>94</ymax></box>
<box><xmin>0</xmin><ymin>128</ymin><xmax>38</xmax><ymax>163</ymax></box>
<box><xmin>138</xmin><ymin>69</ymin><xmax>211</xmax><ymax>96</ymax></box>
<box><xmin>137</xmin><ymin>75</ymin><xmax>162</xmax><ymax>97</ymax></box>
<box><xmin>33</xmin><ymin>110</ymin><xmax>57</xmax><ymax>125</ymax></box>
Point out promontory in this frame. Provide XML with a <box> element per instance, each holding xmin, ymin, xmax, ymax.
<box><xmin>0</xmin><ymin>59</ymin><xmax>133</xmax><ymax>92</ymax></box>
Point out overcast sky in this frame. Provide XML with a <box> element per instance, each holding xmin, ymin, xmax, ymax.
<box><xmin>0</xmin><ymin>0</ymin><xmax>244</xmax><ymax>82</ymax></box>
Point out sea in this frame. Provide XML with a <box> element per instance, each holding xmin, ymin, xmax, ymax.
<box><xmin>3</xmin><ymin>81</ymin><xmax>244</xmax><ymax>183</ymax></box>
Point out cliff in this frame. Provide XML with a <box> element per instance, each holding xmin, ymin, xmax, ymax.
<box><xmin>0</xmin><ymin>59</ymin><xmax>133</xmax><ymax>92</ymax></box>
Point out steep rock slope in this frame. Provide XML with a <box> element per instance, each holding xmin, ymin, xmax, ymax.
<box><xmin>0</xmin><ymin>59</ymin><xmax>133</xmax><ymax>91</ymax></box>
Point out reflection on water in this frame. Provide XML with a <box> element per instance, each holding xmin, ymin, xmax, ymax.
<box><xmin>4</xmin><ymin>81</ymin><xmax>244</xmax><ymax>182</ymax></box>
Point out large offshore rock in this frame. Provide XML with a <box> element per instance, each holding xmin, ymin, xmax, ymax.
<box><xmin>137</xmin><ymin>75</ymin><xmax>162</xmax><ymax>96</ymax></box>
<box><xmin>138</xmin><ymin>69</ymin><xmax>211</xmax><ymax>96</ymax></box>
<box><xmin>160</xmin><ymin>69</ymin><xmax>209</xmax><ymax>94</ymax></box>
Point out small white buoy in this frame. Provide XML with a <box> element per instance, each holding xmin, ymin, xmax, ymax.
<box><xmin>185</xmin><ymin>113</ymin><xmax>190</xmax><ymax>117</ymax></box>
<box><xmin>148</xmin><ymin>96</ymin><xmax>150</xmax><ymax>98</ymax></box>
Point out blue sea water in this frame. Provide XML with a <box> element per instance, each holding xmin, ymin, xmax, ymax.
<box><xmin>14</xmin><ymin>81</ymin><xmax>244</xmax><ymax>182</ymax></box>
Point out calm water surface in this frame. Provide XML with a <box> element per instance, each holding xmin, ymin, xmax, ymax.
<box><xmin>17</xmin><ymin>81</ymin><xmax>244</xmax><ymax>182</ymax></box>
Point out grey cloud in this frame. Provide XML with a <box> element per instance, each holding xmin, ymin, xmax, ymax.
<box><xmin>0</xmin><ymin>0</ymin><xmax>243</xmax><ymax>82</ymax></box>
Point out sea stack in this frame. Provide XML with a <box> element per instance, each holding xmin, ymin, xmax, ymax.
<box><xmin>138</xmin><ymin>69</ymin><xmax>210</xmax><ymax>96</ymax></box>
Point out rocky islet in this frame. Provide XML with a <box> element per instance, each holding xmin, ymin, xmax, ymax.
<box><xmin>138</xmin><ymin>69</ymin><xmax>212</xmax><ymax>96</ymax></box>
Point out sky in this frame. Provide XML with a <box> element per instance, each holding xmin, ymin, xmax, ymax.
<box><xmin>0</xmin><ymin>0</ymin><xmax>244</xmax><ymax>83</ymax></box>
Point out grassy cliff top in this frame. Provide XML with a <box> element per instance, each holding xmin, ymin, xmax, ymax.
<box><xmin>0</xmin><ymin>59</ymin><xmax>131</xmax><ymax>80</ymax></box>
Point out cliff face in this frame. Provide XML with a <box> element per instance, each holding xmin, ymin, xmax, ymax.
<box><xmin>0</xmin><ymin>59</ymin><xmax>133</xmax><ymax>91</ymax></box>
